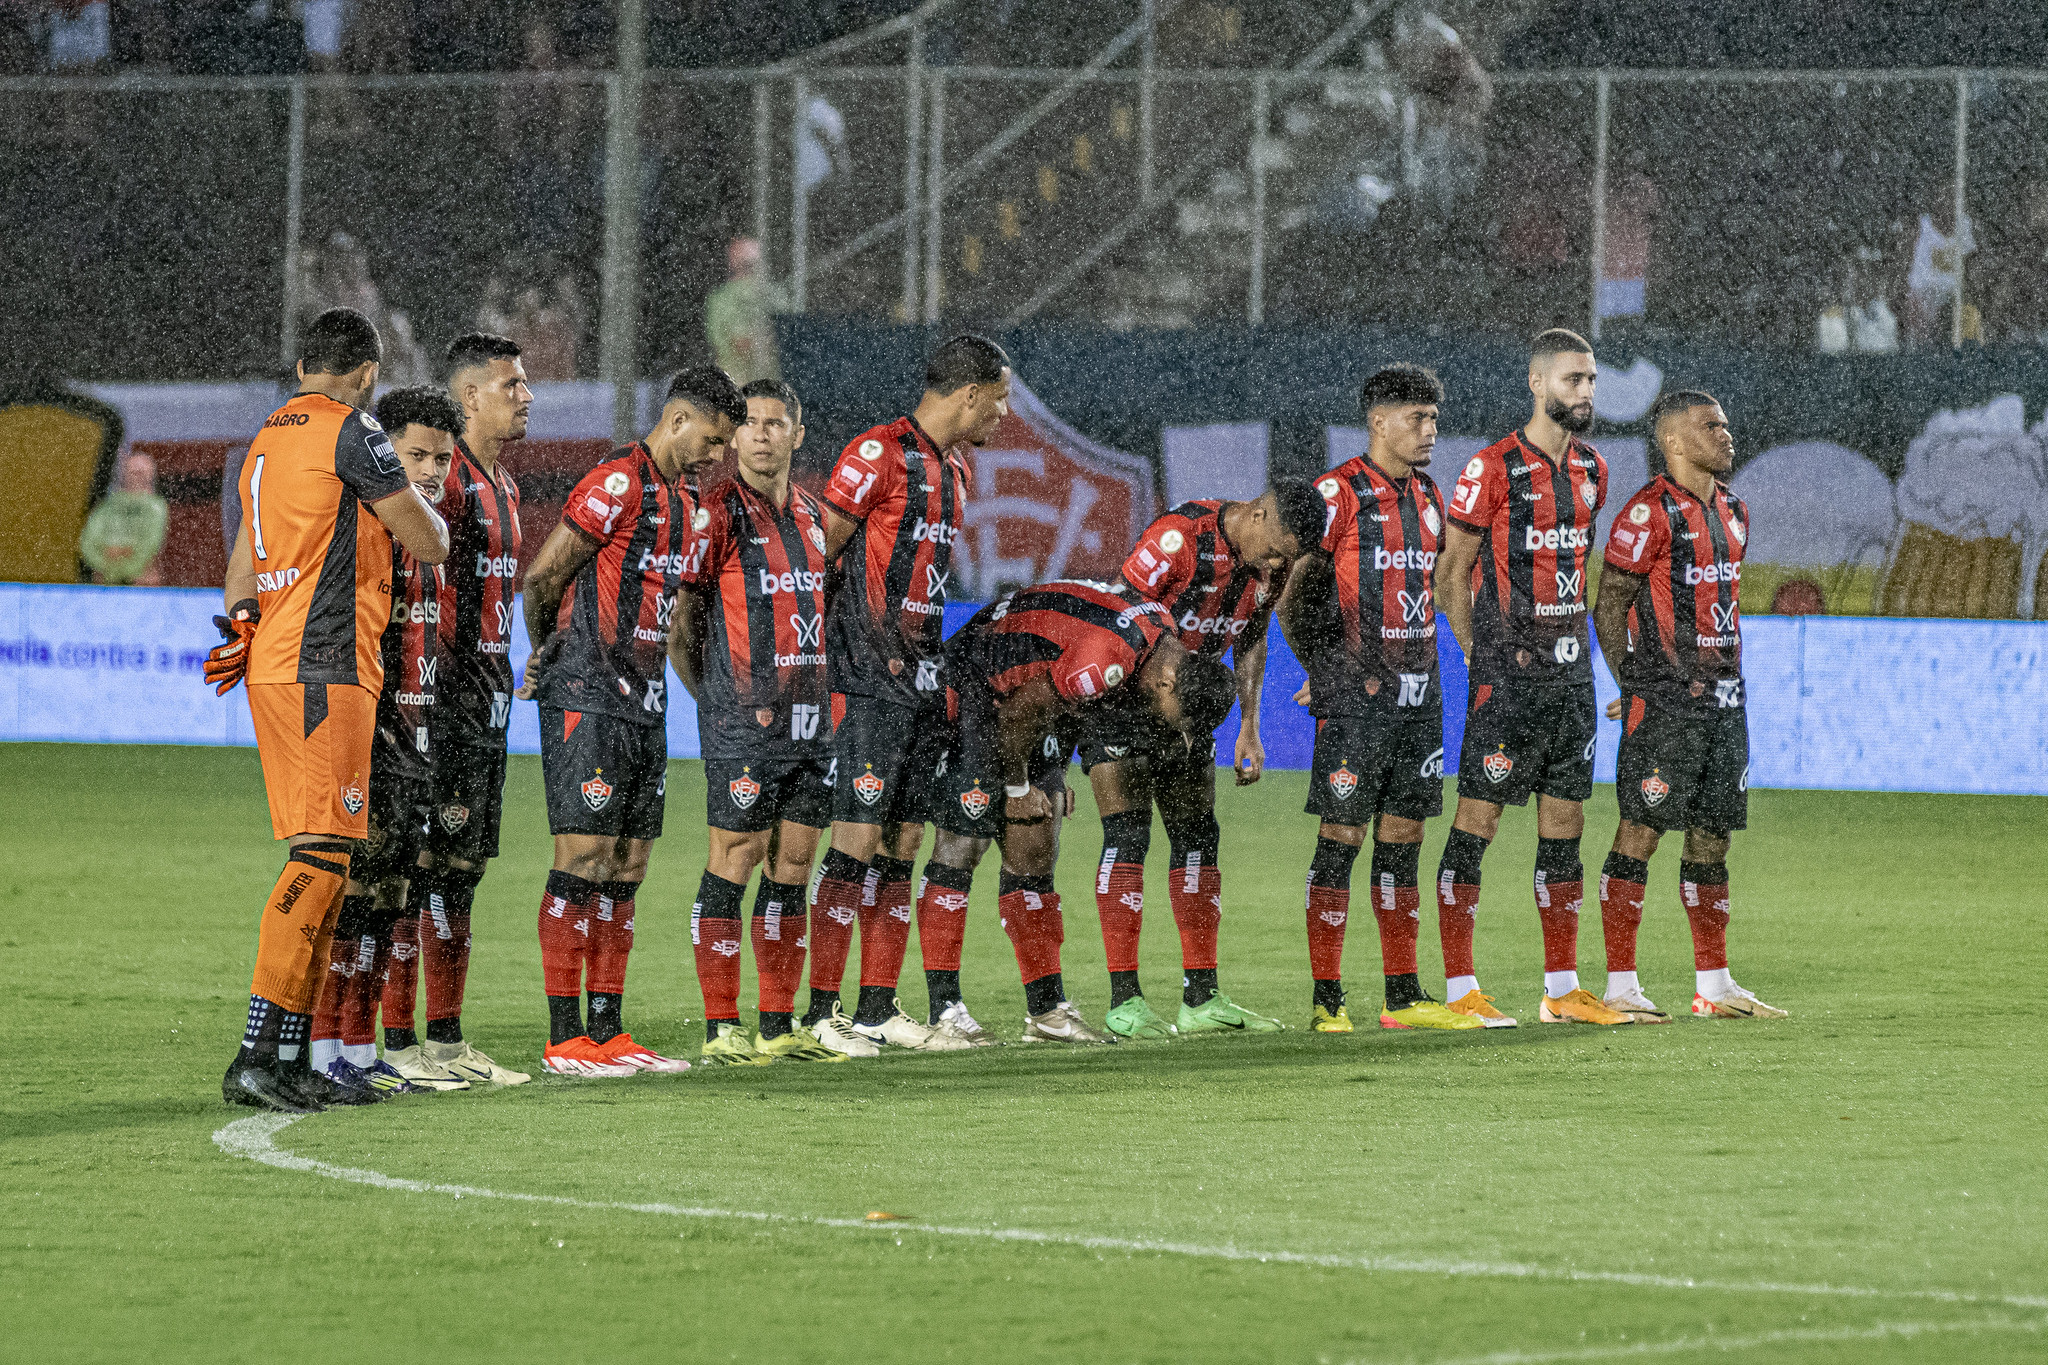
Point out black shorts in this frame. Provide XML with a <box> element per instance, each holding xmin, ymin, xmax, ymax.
<box><xmin>1457</xmin><ymin>680</ymin><xmax>1595</xmax><ymax>806</ymax></box>
<box><xmin>539</xmin><ymin>706</ymin><xmax>668</xmax><ymax>840</ymax></box>
<box><xmin>426</xmin><ymin>733</ymin><xmax>509</xmax><ymax>862</ymax></box>
<box><xmin>1073</xmin><ymin>705</ymin><xmax>1216</xmax><ymax>777</ymax></box>
<box><xmin>355</xmin><ymin>771</ymin><xmax>431</xmax><ymax>885</ymax></box>
<box><xmin>1306</xmin><ymin>711</ymin><xmax>1444</xmax><ymax>825</ymax></box>
<box><xmin>830</xmin><ymin>691</ymin><xmax>950</xmax><ymax>827</ymax></box>
<box><xmin>927</xmin><ymin>701</ymin><xmax>1071</xmax><ymax>840</ymax></box>
<box><xmin>1614</xmin><ymin>694</ymin><xmax>1749</xmax><ymax>833</ymax></box>
<box><xmin>705</xmin><ymin>750</ymin><xmax>832</xmax><ymax>833</ymax></box>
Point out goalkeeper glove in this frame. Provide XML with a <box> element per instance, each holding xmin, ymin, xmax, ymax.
<box><xmin>205</xmin><ymin>599</ymin><xmax>260</xmax><ymax>695</ymax></box>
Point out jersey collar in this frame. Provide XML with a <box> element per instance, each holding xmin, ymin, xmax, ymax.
<box><xmin>1513</xmin><ymin>428</ymin><xmax>1578</xmax><ymax>471</ymax></box>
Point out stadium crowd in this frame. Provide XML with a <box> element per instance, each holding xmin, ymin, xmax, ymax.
<box><xmin>207</xmin><ymin>307</ymin><xmax>1782</xmax><ymax>1112</ymax></box>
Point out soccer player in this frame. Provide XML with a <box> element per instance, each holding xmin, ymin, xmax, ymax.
<box><xmin>408</xmin><ymin>332</ymin><xmax>533</xmax><ymax>1087</ymax></box>
<box><xmin>1083</xmin><ymin>483</ymin><xmax>1324</xmax><ymax>1040</ymax></box>
<box><xmin>212</xmin><ymin>307</ymin><xmax>450</xmax><ymax>1112</ymax></box>
<box><xmin>516</xmin><ymin>366</ymin><xmax>746</xmax><ymax>1076</ymax></box>
<box><xmin>1593</xmin><ymin>392</ymin><xmax>1785</xmax><ymax>1021</ymax></box>
<box><xmin>801</xmin><ymin>334</ymin><xmax>1011</xmax><ymax>1053</ymax></box>
<box><xmin>304</xmin><ymin>386</ymin><xmax>473</xmax><ymax>1093</ymax></box>
<box><xmin>1431</xmin><ymin>329</ymin><xmax>1628</xmax><ymax>1027</ymax></box>
<box><xmin>1280</xmin><ymin>364</ymin><xmax>1480</xmax><ymax>1033</ymax></box>
<box><xmin>670</xmin><ymin>379</ymin><xmax>846</xmax><ymax>1064</ymax></box>
<box><xmin>930</xmin><ymin>581</ymin><xmax>1237</xmax><ymax>1041</ymax></box>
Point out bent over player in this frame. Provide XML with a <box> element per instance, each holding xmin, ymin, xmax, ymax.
<box><xmin>931</xmin><ymin>581</ymin><xmax>1238</xmax><ymax>1042</ymax></box>
<box><xmin>1432</xmin><ymin>329</ymin><xmax>1628</xmax><ymax>1027</ymax></box>
<box><xmin>516</xmin><ymin>366</ymin><xmax>745</xmax><ymax>1076</ymax></box>
<box><xmin>213</xmin><ymin>308</ymin><xmax>450</xmax><ymax>1111</ymax></box>
<box><xmin>1592</xmin><ymin>391</ymin><xmax>1784</xmax><ymax>1021</ymax></box>
<box><xmin>1282</xmin><ymin>363</ymin><xmax>1479</xmax><ymax>1033</ymax></box>
<box><xmin>1086</xmin><ymin>483</ymin><xmax>1322</xmax><ymax>1040</ymax></box>
<box><xmin>308</xmin><ymin>385</ymin><xmax>467</xmax><ymax>1095</ymax></box>
<box><xmin>672</xmin><ymin>380</ymin><xmax>846</xmax><ymax>1064</ymax></box>
<box><xmin>802</xmin><ymin>334</ymin><xmax>1011</xmax><ymax>1052</ymax></box>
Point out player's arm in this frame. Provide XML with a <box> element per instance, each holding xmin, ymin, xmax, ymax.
<box><xmin>367</xmin><ymin>485</ymin><xmax>450</xmax><ymax>565</ymax></box>
<box><xmin>1231</xmin><ymin>616</ymin><xmax>1270</xmax><ymax>785</ymax></box>
<box><xmin>1593</xmin><ymin>567</ymin><xmax>1641</xmax><ymax>709</ymax></box>
<box><xmin>205</xmin><ymin>520</ymin><xmax>261</xmax><ymax>694</ymax></box>
<box><xmin>667</xmin><ymin>586</ymin><xmax>708</xmax><ymax>703</ymax></box>
<box><xmin>996</xmin><ymin>674</ymin><xmax>1062</xmax><ymax>823</ymax></box>
<box><xmin>514</xmin><ymin>521</ymin><xmax>602</xmax><ymax>699</ymax></box>
<box><xmin>223</xmin><ymin>519</ymin><xmax>257</xmax><ymax>612</ymax></box>
<box><xmin>1434</xmin><ymin>525</ymin><xmax>1483</xmax><ymax>662</ymax></box>
<box><xmin>1276</xmin><ymin>550</ymin><xmax>1333</xmax><ymax>705</ymax></box>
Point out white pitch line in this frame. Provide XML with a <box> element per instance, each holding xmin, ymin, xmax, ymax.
<box><xmin>1403</xmin><ymin>1315</ymin><xmax>2045</xmax><ymax>1365</ymax></box>
<box><xmin>216</xmin><ymin>1115</ymin><xmax>2048</xmax><ymax>1316</ymax></box>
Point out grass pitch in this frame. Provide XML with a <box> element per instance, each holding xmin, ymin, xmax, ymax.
<box><xmin>3</xmin><ymin>743</ymin><xmax>2045</xmax><ymax>1364</ymax></box>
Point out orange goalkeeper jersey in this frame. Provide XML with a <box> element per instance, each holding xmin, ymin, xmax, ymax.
<box><xmin>239</xmin><ymin>392</ymin><xmax>413</xmax><ymax>688</ymax></box>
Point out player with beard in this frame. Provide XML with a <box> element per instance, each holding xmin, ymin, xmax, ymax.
<box><xmin>1281</xmin><ymin>364</ymin><xmax>1479</xmax><ymax>1033</ymax></box>
<box><xmin>1593</xmin><ymin>391</ymin><xmax>1785</xmax><ymax>1022</ymax></box>
<box><xmin>929</xmin><ymin>581</ymin><xmax>1239</xmax><ymax>1042</ymax></box>
<box><xmin>800</xmin><ymin>334</ymin><xmax>1011</xmax><ymax>1055</ymax></box>
<box><xmin>307</xmin><ymin>386</ymin><xmax>470</xmax><ymax>1094</ymax></box>
<box><xmin>401</xmin><ymin>332</ymin><xmax>534</xmax><ymax>1087</ymax></box>
<box><xmin>670</xmin><ymin>380</ymin><xmax>847</xmax><ymax>1065</ymax></box>
<box><xmin>516</xmin><ymin>366</ymin><xmax>746</xmax><ymax>1076</ymax></box>
<box><xmin>1080</xmin><ymin>484</ymin><xmax>1322</xmax><ymax>1041</ymax></box>
<box><xmin>1432</xmin><ymin>329</ymin><xmax>1629</xmax><ymax>1027</ymax></box>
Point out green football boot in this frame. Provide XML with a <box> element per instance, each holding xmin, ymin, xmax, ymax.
<box><xmin>1177</xmin><ymin>992</ymin><xmax>1285</xmax><ymax>1034</ymax></box>
<box><xmin>1103</xmin><ymin>995</ymin><xmax>1177</xmax><ymax>1040</ymax></box>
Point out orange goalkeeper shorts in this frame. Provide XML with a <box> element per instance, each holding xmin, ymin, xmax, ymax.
<box><xmin>247</xmin><ymin>681</ymin><xmax>377</xmax><ymax>841</ymax></box>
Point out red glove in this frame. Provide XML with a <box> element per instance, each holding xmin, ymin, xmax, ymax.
<box><xmin>205</xmin><ymin>600</ymin><xmax>260</xmax><ymax>696</ymax></box>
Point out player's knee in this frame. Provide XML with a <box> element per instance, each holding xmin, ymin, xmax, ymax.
<box><xmin>931</xmin><ymin>830</ymin><xmax>986</xmax><ymax>868</ymax></box>
<box><xmin>1453</xmin><ymin>800</ymin><xmax>1502</xmax><ymax>842</ymax></box>
<box><xmin>1309</xmin><ymin>833</ymin><xmax>1362</xmax><ymax>886</ymax></box>
<box><xmin>1098</xmin><ymin>808</ymin><xmax>1152</xmax><ymax>865</ymax></box>
<box><xmin>1370</xmin><ymin>837</ymin><xmax>1422</xmax><ymax>886</ymax></box>
<box><xmin>1165</xmin><ymin>809</ymin><xmax>1220</xmax><ymax>869</ymax></box>
<box><xmin>290</xmin><ymin>840</ymin><xmax>352</xmax><ymax>879</ymax></box>
<box><xmin>1612</xmin><ymin>821</ymin><xmax>1661</xmax><ymax>861</ymax></box>
<box><xmin>1684</xmin><ymin>828</ymin><xmax>1731</xmax><ymax>863</ymax></box>
<box><xmin>1535</xmin><ymin>834</ymin><xmax>1583</xmax><ymax>881</ymax></box>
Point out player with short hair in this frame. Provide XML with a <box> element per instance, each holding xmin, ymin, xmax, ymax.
<box><xmin>400</xmin><ymin>331</ymin><xmax>535</xmax><ymax>1087</ymax></box>
<box><xmin>1281</xmin><ymin>363</ymin><xmax>1480</xmax><ymax>1033</ymax></box>
<box><xmin>1593</xmin><ymin>392</ymin><xmax>1785</xmax><ymax>1021</ymax></box>
<box><xmin>929</xmin><ymin>580</ymin><xmax>1239</xmax><ymax>1043</ymax></box>
<box><xmin>670</xmin><ymin>379</ymin><xmax>847</xmax><ymax>1064</ymax></box>
<box><xmin>308</xmin><ymin>385</ymin><xmax>471</xmax><ymax>1094</ymax></box>
<box><xmin>515</xmin><ymin>365</ymin><xmax>746</xmax><ymax>1076</ymax></box>
<box><xmin>1431</xmin><ymin>329</ymin><xmax>1629</xmax><ymax>1027</ymax></box>
<box><xmin>213</xmin><ymin>307</ymin><xmax>451</xmax><ymax>1111</ymax></box>
<box><xmin>1080</xmin><ymin>483</ymin><xmax>1323</xmax><ymax>1040</ymax></box>
<box><xmin>801</xmin><ymin>333</ymin><xmax>1011</xmax><ymax>1054</ymax></box>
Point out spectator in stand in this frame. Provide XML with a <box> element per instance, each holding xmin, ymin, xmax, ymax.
<box><xmin>1982</xmin><ymin>183</ymin><xmax>2048</xmax><ymax>345</ymax></box>
<box><xmin>704</xmin><ymin>237</ymin><xmax>785</xmax><ymax>385</ymax></box>
<box><xmin>1905</xmin><ymin>207</ymin><xmax>1978</xmax><ymax>347</ymax></box>
<box><xmin>298</xmin><ymin>230</ymin><xmax>432</xmax><ymax>382</ymax></box>
<box><xmin>493</xmin><ymin>259</ymin><xmax>586</xmax><ymax>380</ymax></box>
<box><xmin>79</xmin><ymin>450</ymin><xmax>168</xmax><ymax>585</ymax></box>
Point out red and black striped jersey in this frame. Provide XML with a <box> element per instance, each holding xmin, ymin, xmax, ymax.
<box><xmin>947</xmin><ymin>579</ymin><xmax>1172</xmax><ymax>707</ymax></box>
<box><xmin>693</xmin><ymin>475</ymin><xmax>830</xmax><ymax>751</ymax></box>
<box><xmin>374</xmin><ymin>541</ymin><xmax>442</xmax><ymax>782</ymax></box>
<box><xmin>1447</xmin><ymin>430</ymin><xmax>1607</xmax><ymax>686</ymax></box>
<box><xmin>538</xmin><ymin>443</ymin><xmax>700</xmax><ymax>726</ymax></box>
<box><xmin>821</xmin><ymin>417</ymin><xmax>968</xmax><ymax>706</ymax></box>
<box><xmin>1603</xmin><ymin>475</ymin><xmax>1748</xmax><ymax>708</ymax></box>
<box><xmin>1121</xmin><ymin>500</ymin><xmax>1273</xmax><ymax>659</ymax></box>
<box><xmin>436</xmin><ymin>439</ymin><xmax>522</xmax><ymax>739</ymax></box>
<box><xmin>1309</xmin><ymin>455</ymin><xmax>1445</xmax><ymax>715</ymax></box>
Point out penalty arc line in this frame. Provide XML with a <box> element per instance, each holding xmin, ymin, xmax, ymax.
<box><xmin>216</xmin><ymin>1114</ymin><xmax>2048</xmax><ymax>1317</ymax></box>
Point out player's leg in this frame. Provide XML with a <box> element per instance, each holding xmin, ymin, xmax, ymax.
<box><xmin>804</xmin><ymin>693</ymin><xmax>902</xmax><ymax>1030</ymax></box>
<box><xmin>1365</xmin><ymin>699</ymin><xmax>1474</xmax><ymax>1030</ymax></box>
<box><xmin>309</xmin><ymin>887</ymin><xmax>377</xmax><ymax>1091</ymax></box>
<box><xmin>1439</xmin><ymin>680</ymin><xmax>1529</xmax><ymax>1026</ymax></box>
<box><xmin>997</xmin><ymin>794</ymin><xmax>1109</xmax><ymax>1044</ymax></box>
<box><xmin>417</xmin><ymin>737</ymin><xmax>520</xmax><ymax>1081</ymax></box>
<box><xmin>1531</xmin><ymin>687</ymin><xmax>1629</xmax><ymax>1025</ymax></box>
<box><xmin>583</xmin><ymin>724</ymin><xmax>686</xmax><ymax>1071</ymax></box>
<box><xmin>1303</xmin><ymin>718</ymin><xmax>1370</xmax><ymax>1031</ymax></box>
<box><xmin>1602</xmin><ymin>694</ymin><xmax>1672</xmax><ymax>1022</ymax></box>
<box><xmin>1163</xmin><ymin>756</ymin><xmax>1281</xmax><ymax>1034</ymax></box>
<box><xmin>850</xmin><ymin>817</ymin><xmax>946</xmax><ymax>1044</ymax></box>
<box><xmin>750</xmin><ymin>810</ymin><xmax>848</xmax><ymax>1061</ymax></box>
<box><xmin>1683</xmin><ymin>707</ymin><xmax>1781</xmax><ymax>1018</ymax></box>
<box><xmin>915</xmin><ymin>826</ymin><xmax>994</xmax><ymax>1039</ymax></box>
<box><xmin>1089</xmin><ymin>755</ymin><xmax>1168</xmax><ymax>1039</ymax></box>
<box><xmin>530</xmin><ymin>707</ymin><xmax>631</xmax><ymax>1077</ymax></box>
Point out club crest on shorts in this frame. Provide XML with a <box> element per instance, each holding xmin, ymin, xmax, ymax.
<box><xmin>728</xmin><ymin>767</ymin><xmax>761</xmax><ymax>810</ymax></box>
<box><xmin>581</xmin><ymin>768</ymin><xmax>614</xmax><ymax>812</ymax></box>
<box><xmin>958</xmin><ymin>783</ymin><xmax>991</xmax><ymax>820</ymax></box>
<box><xmin>439</xmin><ymin>802</ymin><xmax>469</xmax><ymax>833</ymax></box>
<box><xmin>1482</xmin><ymin>748</ymin><xmax>1514</xmax><ymax>783</ymax></box>
<box><xmin>852</xmin><ymin>764</ymin><xmax>884</xmax><ymax>806</ymax></box>
<box><xmin>340</xmin><ymin>774</ymin><xmax>365</xmax><ymax>816</ymax></box>
<box><xmin>1327</xmin><ymin>762</ymin><xmax>1358</xmax><ymax>800</ymax></box>
<box><xmin>1640</xmin><ymin>770</ymin><xmax>1670</xmax><ymax>806</ymax></box>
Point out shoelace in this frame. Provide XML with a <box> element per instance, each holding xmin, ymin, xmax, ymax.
<box><xmin>942</xmin><ymin>1005</ymin><xmax>982</xmax><ymax>1033</ymax></box>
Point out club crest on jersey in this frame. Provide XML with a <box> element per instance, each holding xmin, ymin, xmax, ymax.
<box><xmin>1483</xmin><ymin>748</ymin><xmax>1514</xmax><ymax>783</ymax></box>
<box><xmin>1628</xmin><ymin>502</ymin><xmax>1652</xmax><ymax>525</ymax></box>
<box><xmin>1159</xmin><ymin>529</ymin><xmax>1184</xmax><ymax>553</ymax></box>
<box><xmin>1640</xmin><ymin>770</ymin><xmax>1670</xmax><ymax>806</ymax></box>
<box><xmin>582</xmin><ymin>769</ymin><xmax>614</xmax><ymax>812</ymax></box>
<box><xmin>809</xmin><ymin>523</ymin><xmax>826</xmax><ymax>552</ymax></box>
<box><xmin>852</xmin><ymin>765</ymin><xmax>885</xmax><ymax>806</ymax></box>
<box><xmin>728</xmin><ymin>768</ymin><xmax>761</xmax><ymax>810</ymax></box>
<box><xmin>604</xmin><ymin>471</ymin><xmax>631</xmax><ymax>495</ymax></box>
<box><xmin>439</xmin><ymin>803</ymin><xmax>469</xmax><ymax>833</ymax></box>
<box><xmin>1579</xmin><ymin>480</ymin><xmax>1597</xmax><ymax>508</ymax></box>
<box><xmin>959</xmin><ymin>783</ymin><xmax>991</xmax><ymax>820</ymax></box>
<box><xmin>1729</xmin><ymin>518</ymin><xmax>1746</xmax><ymax>545</ymax></box>
<box><xmin>340</xmin><ymin>775</ymin><xmax>365</xmax><ymax>816</ymax></box>
<box><xmin>1423</xmin><ymin>503</ymin><xmax>1441</xmax><ymax>534</ymax></box>
<box><xmin>1327</xmin><ymin>763</ymin><xmax>1358</xmax><ymax>800</ymax></box>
